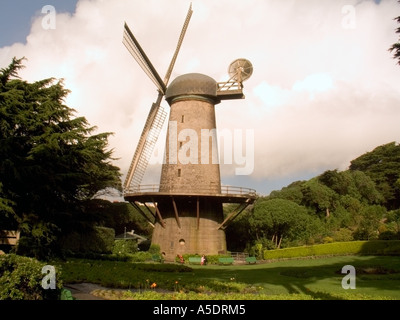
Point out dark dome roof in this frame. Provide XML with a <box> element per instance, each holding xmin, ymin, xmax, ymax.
<box><xmin>165</xmin><ymin>73</ymin><xmax>217</xmax><ymax>103</ymax></box>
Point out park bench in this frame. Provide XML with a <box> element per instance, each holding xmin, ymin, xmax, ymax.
<box><xmin>218</xmin><ymin>257</ymin><xmax>234</xmax><ymax>265</ymax></box>
<box><xmin>0</xmin><ymin>230</ymin><xmax>20</xmax><ymax>246</ymax></box>
<box><xmin>151</xmin><ymin>254</ymin><xmax>164</xmax><ymax>263</ymax></box>
<box><xmin>188</xmin><ymin>257</ymin><xmax>202</xmax><ymax>265</ymax></box>
<box><xmin>245</xmin><ymin>256</ymin><xmax>257</xmax><ymax>264</ymax></box>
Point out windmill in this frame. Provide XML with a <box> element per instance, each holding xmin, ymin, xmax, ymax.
<box><xmin>122</xmin><ymin>4</ymin><xmax>257</xmax><ymax>261</ymax></box>
<box><xmin>122</xmin><ymin>4</ymin><xmax>193</xmax><ymax>193</ymax></box>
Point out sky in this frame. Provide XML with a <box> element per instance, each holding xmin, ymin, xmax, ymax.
<box><xmin>1</xmin><ymin>0</ymin><xmax>400</xmax><ymax>198</ymax></box>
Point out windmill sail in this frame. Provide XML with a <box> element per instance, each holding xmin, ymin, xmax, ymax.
<box><xmin>123</xmin><ymin>23</ymin><xmax>166</xmax><ymax>94</ymax></box>
<box><xmin>123</xmin><ymin>99</ymin><xmax>167</xmax><ymax>192</ymax></box>
<box><xmin>163</xmin><ymin>3</ymin><xmax>193</xmax><ymax>85</ymax></box>
<box><xmin>123</xmin><ymin>4</ymin><xmax>193</xmax><ymax>193</ymax></box>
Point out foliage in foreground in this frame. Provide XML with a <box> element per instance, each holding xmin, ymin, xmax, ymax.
<box><xmin>0</xmin><ymin>254</ymin><xmax>63</xmax><ymax>300</ymax></box>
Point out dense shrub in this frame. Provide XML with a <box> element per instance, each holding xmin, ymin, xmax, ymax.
<box><xmin>379</xmin><ymin>231</ymin><xmax>400</xmax><ymax>240</ymax></box>
<box><xmin>263</xmin><ymin>240</ymin><xmax>400</xmax><ymax>260</ymax></box>
<box><xmin>331</xmin><ymin>228</ymin><xmax>354</xmax><ymax>242</ymax></box>
<box><xmin>148</xmin><ymin>243</ymin><xmax>161</xmax><ymax>254</ymax></box>
<box><xmin>60</xmin><ymin>226</ymin><xmax>115</xmax><ymax>254</ymax></box>
<box><xmin>112</xmin><ymin>239</ymin><xmax>138</xmax><ymax>255</ymax></box>
<box><xmin>129</xmin><ymin>251</ymin><xmax>154</xmax><ymax>262</ymax></box>
<box><xmin>0</xmin><ymin>254</ymin><xmax>62</xmax><ymax>300</ymax></box>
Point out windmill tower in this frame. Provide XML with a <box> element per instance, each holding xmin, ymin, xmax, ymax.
<box><xmin>122</xmin><ymin>4</ymin><xmax>257</xmax><ymax>261</ymax></box>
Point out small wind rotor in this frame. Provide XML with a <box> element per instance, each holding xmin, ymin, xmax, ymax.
<box><xmin>217</xmin><ymin>58</ymin><xmax>253</xmax><ymax>100</ymax></box>
<box><xmin>228</xmin><ymin>58</ymin><xmax>253</xmax><ymax>83</ymax></box>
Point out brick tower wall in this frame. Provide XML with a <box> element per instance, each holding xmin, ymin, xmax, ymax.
<box><xmin>159</xmin><ymin>98</ymin><xmax>221</xmax><ymax>194</ymax></box>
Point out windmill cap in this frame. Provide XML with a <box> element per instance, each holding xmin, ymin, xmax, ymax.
<box><xmin>165</xmin><ymin>73</ymin><xmax>219</xmax><ymax>104</ymax></box>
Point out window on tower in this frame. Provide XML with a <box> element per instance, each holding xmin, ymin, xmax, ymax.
<box><xmin>178</xmin><ymin>169</ymin><xmax>181</xmax><ymax>177</ymax></box>
<box><xmin>181</xmin><ymin>115</ymin><xmax>185</xmax><ymax>123</ymax></box>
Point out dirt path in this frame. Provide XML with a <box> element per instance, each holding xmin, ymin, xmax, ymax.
<box><xmin>63</xmin><ymin>283</ymin><xmax>109</xmax><ymax>300</ymax></box>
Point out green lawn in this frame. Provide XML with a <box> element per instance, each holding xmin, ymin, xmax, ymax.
<box><xmin>201</xmin><ymin>256</ymin><xmax>400</xmax><ymax>298</ymax></box>
<box><xmin>58</xmin><ymin>255</ymin><xmax>400</xmax><ymax>300</ymax></box>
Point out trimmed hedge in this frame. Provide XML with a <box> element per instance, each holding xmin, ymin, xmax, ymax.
<box><xmin>263</xmin><ymin>240</ymin><xmax>400</xmax><ymax>260</ymax></box>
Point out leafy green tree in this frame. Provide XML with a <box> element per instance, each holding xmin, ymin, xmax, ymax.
<box><xmin>253</xmin><ymin>142</ymin><xmax>399</xmax><ymax>249</ymax></box>
<box><xmin>0</xmin><ymin>58</ymin><xmax>121</xmax><ymax>258</ymax></box>
<box><xmin>250</xmin><ymin>198</ymin><xmax>316</xmax><ymax>248</ymax></box>
<box><xmin>318</xmin><ymin>170</ymin><xmax>354</xmax><ymax>196</ymax></box>
<box><xmin>386</xmin><ymin>209</ymin><xmax>400</xmax><ymax>234</ymax></box>
<box><xmin>336</xmin><ymin>194</ymin><xmax>364</xmax><ymax>228</ymax></box>
<box><xmin>349</xmin><ymin>142</ymin><xmax>400</xmax><ymax>210</ymax></box>
<box><xmin>316</xmin><ymin>169</ymin><xmax>383</xmax><ymax>234</ymax></box>
<box><xmin>325</xmin><ymin>205</ymin><xmax>352</xmax><ymax>230</ymax></box>
<box><xmin>268</xmin><ymin>180</ymin><xmax>304</xmax><ymax>205</ymax></box>
<box><xmin>389</xmin><ymin>0</ymin><xmax>400</xmax><ymax>65</ymax></box>
<box><xmin>353</xmin><ymin>205</ymin><xmax>387</xmax><ymax>240</ymax></box>
<box><xmin>318</xmin><ymin>170</ymin><xmax>382</xmax><ymax>204</ymax></box>
<box><xmin>301</xmin><ymin>178</ymin><xmax>339</xmax><ymax>218</ymax></box>
<box><xmin>350</xmin><ymin>170</ymin><xmax>384</xmax><ymax>205</ymax></box>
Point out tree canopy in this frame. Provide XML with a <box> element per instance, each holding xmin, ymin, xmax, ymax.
<box><xmin>229</xmin><ymin>141</ymin><xmax>400</xmax><ymax>255</ymax></box>
<box><xmin>389</xmin><ymin>0</ymin><xmax>400</xmax><ymax>65</ymax></box>
<box><xmin>0</xmin><ymin>57</ymin><xmax>122</xmax><ymax>258</ymax></box>
<box><xmin>249</xmin><ymin>198</ymin><xmax>320</xmax><ymax>249</ymax></box>
<box><xmin>349</xmin><ymin>142</ymin><xmax>400</xmax><ymax>210</ymax></box>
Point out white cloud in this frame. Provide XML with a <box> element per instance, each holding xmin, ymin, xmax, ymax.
<box><xmin>254</xmin><ymin>81</ymin><xmax>292</xmax><ymax>108</ymax></box>
<box><xmin>1</xmin><ymin>0</ymin><xmax>400</xmax><ymax>195</ymax></box>
<box><xmin>292</xmin><ymin>73</ymin><xmax>333</xmax><ymax>95</ymax></box>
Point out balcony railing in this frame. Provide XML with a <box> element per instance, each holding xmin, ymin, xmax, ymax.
<box><xmin>124</xmin><ymin>184</ymin><xmax>257</xmax><ymax>197</ymax></box>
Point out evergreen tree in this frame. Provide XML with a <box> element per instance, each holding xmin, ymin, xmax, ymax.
<box><xmin>0</xmin><ymin>57</ymin><xmax>122</xmax><ymax>258</ymax></box>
